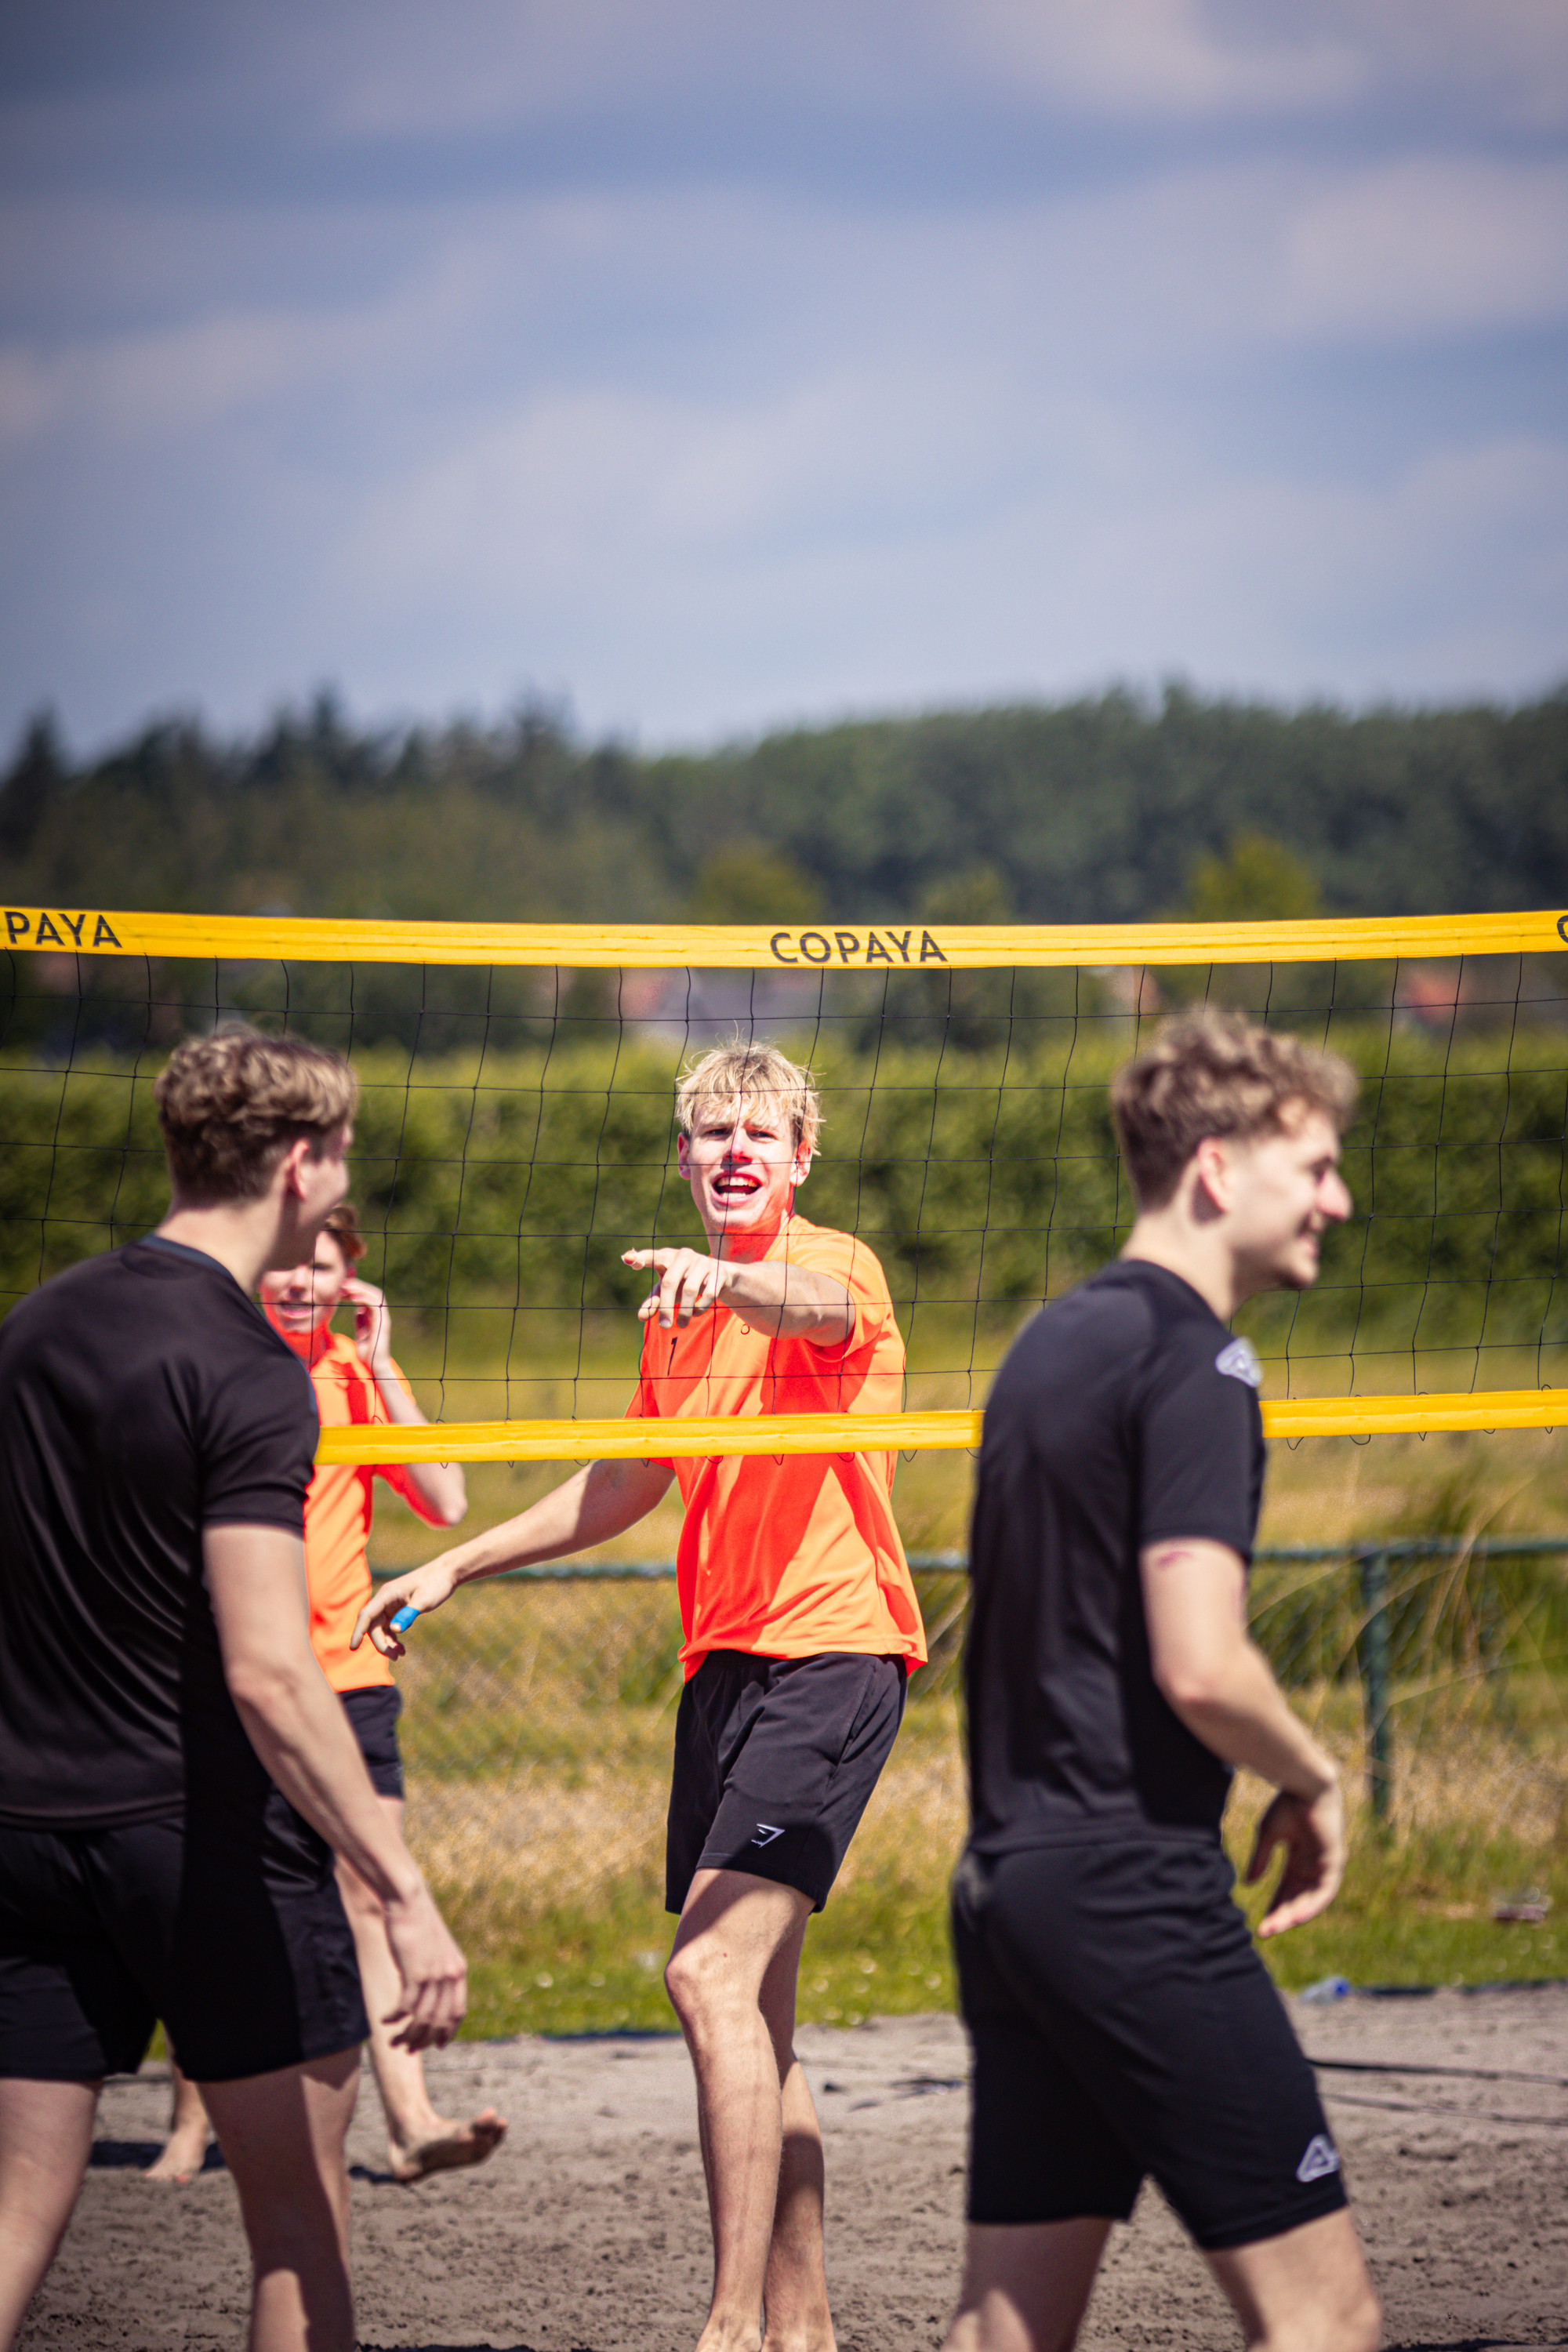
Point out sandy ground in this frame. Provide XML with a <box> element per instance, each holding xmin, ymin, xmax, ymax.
<box><xmin>18</xmin><ymin>1985</ymin><xmax>1568</xmax><ymax>2350</ymax></box>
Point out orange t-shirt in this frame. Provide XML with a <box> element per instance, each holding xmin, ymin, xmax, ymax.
<box><xmin>282</xmin><ymin>1329</ymin><xmax>429</xmax><ymax>1693</ymax></box>
<box><xmin>626</xmin><ymin>1216</ymin><xmax>927</xmax><ymax>1678</ymax></box>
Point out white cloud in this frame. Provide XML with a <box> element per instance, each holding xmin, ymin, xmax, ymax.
<box><xmin>965</xmin><ymin>0</ymin><xmax>1363</xmax><ymax>119</ymax></box>
<box><xmin>1273</xmin><ymin>157</ymin><xmax>1568</xmax><ymax>340</ymax></box>
<box><xmin>1</xmin><ymin>0</ymin><xmax>1564</xmax><ymax>753</ymax></box>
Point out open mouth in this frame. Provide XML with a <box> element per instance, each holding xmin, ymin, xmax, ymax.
<box><xmin>713</xmin><ymin>1174</ymin><xmax>763</xmax><ymax>1200</ymax></box>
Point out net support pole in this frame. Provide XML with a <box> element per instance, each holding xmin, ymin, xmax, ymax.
<box><xmin>1356</xmin><ymin>1548</ymin><xmax>1393</xmax><ymax>1825</ymax></box>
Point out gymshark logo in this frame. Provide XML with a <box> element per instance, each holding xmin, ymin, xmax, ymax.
<box><xmin>750</xmin><ymin>1822</ymin><xmax>786</xmax><ymax>1846</ymax></box>
<box><xmin>1214</xmin><ymin>1338</ymin><xmax>1263</xmax><ymax>1389</ymax></box>
<box><xmin>1294</xmin><ymin>2134</ymin><xmax>1341</xmax><ymax>2184</ymax></box>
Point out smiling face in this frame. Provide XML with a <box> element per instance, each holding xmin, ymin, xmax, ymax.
<box><xmin>1214</xmin><ymin>1105</ymin><xmax>1352</xmax><ymax>1298</ymax></box>
<box><xmin>676</xmin><ymin>1091</ymin><xmax>812</xmax><ymax>1252</ymax></box>
<box><xmin>260</xmin><ymin>1226</ymin><xmax>352</xmax><ymax>1338</ymax></box>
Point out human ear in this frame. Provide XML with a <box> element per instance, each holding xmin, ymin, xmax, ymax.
<box><xmin>1192</xmin><ymin>1134</ymin><xmax>1234</xmax><ymax>1214</ymax></box>
<box><xmin>278</xmin><ymin>1134</ymin><xmax>313</xmax><ymax>1200</ymax></box>
<box><xmin>676</xmin><ymin>1134</ymin><xmax>693</xmax><ymax>1182</ymax></box>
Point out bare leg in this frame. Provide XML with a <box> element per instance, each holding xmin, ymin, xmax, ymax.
<box><xmin>1206</xmin><ymin>2207</ymin><xmax>1381</xmax><ymax>2352</ymax></box>
<box><xmin>201</xmin><ymin>2046</ymin><xmax>360</xmax><ymax>2352</ymax></box>
<box><xmin>663</xmin><ymin>1868</ymin><xmax>816</xmax><ymax>2352</ymax></box>
<box><xmin>941</xmin><ymin>2220</ymin><xmax>1112</xmax><ymax>2352</ymax></box>
<box><xmin>757</xmin><ymin>1918</ymin><xmax>833</xmax><ymax>2352</ymax></box>
<box><xmin>335</xmin><ymin>1795</ymin><xmax>506</xmax><ymax>2184</ymax></box>
<box><xmin>144</xmin><ymin>2059</ymin><xmax>214</xmax><ymax>2182</ymax></box>
<box><xmin>0</xmin><ymin>2077</ymin><xmax>100</xmax><ymax>2352</ymax></box>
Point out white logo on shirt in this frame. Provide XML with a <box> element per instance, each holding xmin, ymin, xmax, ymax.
<box><xmin>1294</xmin><ymin>2133</ymin><xmax>1341</xmax><ymax>2184</ymax></box>
<box><xmin>1214</xmin><ymin>1338</ymin><xmax>1263</xmax><ymax>1389</ymax></box>
<box><xmin>750</xmin><ymin>1822</ymin><xmax>785</xmax><ymax>1846</ymax></box>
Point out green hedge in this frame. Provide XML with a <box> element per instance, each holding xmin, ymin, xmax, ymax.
<box><xmin>3</xmin><ymin>1025</ymin><xmax>1564</xmax><ymax>1375</ymax></box>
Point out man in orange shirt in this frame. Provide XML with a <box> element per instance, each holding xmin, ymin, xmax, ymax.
<box><xmin>151</xmin><ymin>1204</ymin><xmax>506</xmax><ymax>2188</ymax></box>
<box><xmin>359</xmin><ymin>1044</ymin><xmax>927</xmax><ymax>2352</ymax></box>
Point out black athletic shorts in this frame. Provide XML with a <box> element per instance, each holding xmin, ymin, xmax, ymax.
<box><xmin>666</xmin><ymin>1649</ymin><xmax>906</xmax><ymax>1915</ymax></box>
<box><xmin>951</xmin><ymin>1838</ymin><xmax>1348</xmax><ymax>2252</ymax></box>
<box><xmin>342</xmin><ymin>1683</ymin><xmax>405</xmax><ymax>1800</ymax></box>
<box><xmin>0</xmin><ymin>1795</ymin><xmax>368</xmax><ymax>2085</ymax></box>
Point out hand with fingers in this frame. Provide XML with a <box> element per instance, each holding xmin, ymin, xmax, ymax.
<box><xmin>350</xmin><ymin>1556</ymin><xmax>460</xmax><ymax>1660</ymax></box>
<box><xmin>623</xmin><ymin>1246</ymin><xmax>731</xmax><ymax>1330</ymax></box>
<box><xmin>381</xmin><ymin>1882</ymin><xmax>469</xmax><ymax>2051</ymax></box>
<box><xmin>1248</xmin><ymin>1778</ymin><xmax>1346</xmax><ymax>1937</ymax></box>
<box><xmin>343</xmin><ymin>1272</ymin><xmax>394</xmax><ymax>1375</ymax></box>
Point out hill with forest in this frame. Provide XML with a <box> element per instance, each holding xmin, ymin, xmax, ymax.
<box><xmin>3</xmin><ymin>682</ymin><xmax>1566</xmax><ymax>931</ymax></box>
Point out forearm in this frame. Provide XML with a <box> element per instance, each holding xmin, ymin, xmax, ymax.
<box><xmin>1164</xmin><ymin>1639</ymin><xmax>1337</xmax><ymax>1800</ymax></box>
<box><xmin>717</xmin><ymin>1259</ymin><xmax>853</xmax><ymax>1344</ymax></box>
<box><xmin>369</xmin><ymin>1359</ymin><xmax>466</xmax><ymax>1523</ymax></box>
<box><xmin>430</xmin><ymin>1457</ymin><xmax>669</xmax><ymax>1588</ymax></box>
<box><xmin>230</xmin><ymin>1657</ymin><xmax>423</xmax><ymax>1905</ymax></box>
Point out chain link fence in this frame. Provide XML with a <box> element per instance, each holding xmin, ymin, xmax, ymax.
<box><xmin>382</xmin><ymin>1545</ymin><xmax>1568</xmax><ymax>1922</ymax></box>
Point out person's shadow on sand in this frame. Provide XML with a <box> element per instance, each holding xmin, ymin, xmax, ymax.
<box><xmin>91</xmin><ymin>2138</ymin><xmax>225</xmax><ymax>2172</ymax></box>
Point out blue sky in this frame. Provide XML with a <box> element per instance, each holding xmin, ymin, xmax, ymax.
<box><xmin>1</xmin><ymin>0</ymin><xmax>1565</xmax><ymax>757</ymax></box>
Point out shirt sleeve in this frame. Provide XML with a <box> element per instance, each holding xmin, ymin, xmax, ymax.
<box><xmin>367</xmin><ymin>1355</ymin><xmax>429</xmax><ymax>1507</ymax></box>
<box><xmin>778</xmin><ymin>1226</ymin><xmax>890</xmax><ymax>1358</ymax></box>
<box><xmin>200</xmin><ymin>1345</ymin><xmax>319</xmax><ymax>1536</ymax></box>
<box><xmin>1135</xmin><ymin>1327</ymin><xmax>1262</xmax><ymax>1563</ymax></box>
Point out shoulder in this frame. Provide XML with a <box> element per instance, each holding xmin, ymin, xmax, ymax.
<box><xmin>196</xmin><ymin>1295</ymin><xmax>318</xmax><ymax>1416</ymax></box>
<box><xmin>0</xmin><ymin>1255</ymin><xmax>106</xmax><ymax>1370</ymax></box>
<box><xmin>1118</xmin><ymin>1272</ymin><xmax>1263</xmax><ymax>1426</ymax></box>
<box><xmin>985</xmin><ymin>1266</ymin><xmax>1149</xmax><ymax>1413</ymax></box>
<box><xmin>1009</xmin><ymin>1263</ymin><xmax>1163</xmax><ymax>1365</ymax></box>
<box><xmin>779</xmin><ymin>1218</ymin><xmax>890</xmax><ymax>1294</ymax></box>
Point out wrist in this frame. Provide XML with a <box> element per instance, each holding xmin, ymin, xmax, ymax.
<box><xmin>1288</xmin><ymin>1758</ymin><xmax>1339</xmax><ymax>1805</ymax></box>
<box><xmin>381</xmin><ymin>1859</ymin><xmax>428</xmax><ymax>1910</ymax></box>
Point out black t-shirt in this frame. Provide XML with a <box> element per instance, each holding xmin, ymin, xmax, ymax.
<box><xmin>964</xmin><ymin>1258</ymin><xmax>1265</xmax><ymax>1854</ymax></box>
<box><xmin>0</xmin><ymin>1236</ymin><xmax>318</xmax><ymax>1830</ymax></box>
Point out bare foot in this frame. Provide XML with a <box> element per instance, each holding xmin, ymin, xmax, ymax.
<box><xmin>387</xmin><ymin>2107</ymin><xmax>508</xmax><ymax>2186</ymax></box>
<box><xmin>143</xmin><ymin>2129</ymin><xmax>212</xmax><ymax>2184</ymax></box>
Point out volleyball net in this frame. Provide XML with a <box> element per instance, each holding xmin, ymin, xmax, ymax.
<box><xmin>3</xmin><ymin>902</ymin><xmax>1566</xmax><ymax>1460</ymax></box>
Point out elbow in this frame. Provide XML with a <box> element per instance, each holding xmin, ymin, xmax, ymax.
<box><xmin>1153</xmin><ymin>1657</ymin><xmax>1225</xmax><ymax>1717</ymax></box>
<box><xmin>436</xmin><ymin>1497</ymin><xmax>467</xmax><ymax>1529</ymax></box>
<box><xmin>223</xmin><ymin>1654</ymin><xmax>303</xmax><ymax>1721</ymax></box>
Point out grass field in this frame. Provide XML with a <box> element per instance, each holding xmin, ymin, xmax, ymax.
<box><xmin>411</xmin><ymin>1690</ymin><xmax>1568</xmax><ymax>2042</ymax></box>
<box><xmin>370</xmin><ymin>1421</ymin><xmax>1568</xmax><ymax>2039</ymax></box>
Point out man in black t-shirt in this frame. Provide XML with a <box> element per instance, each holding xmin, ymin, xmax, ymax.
<box><xmin>0</xmin><ymin>1028</ymin><xmax>466</xmax><ymax>2352</ymax></box>
<box><xmin>943</xmin><ymin>1010</ymin><xmax>1381</xmax><ymax>2352</ymax></box>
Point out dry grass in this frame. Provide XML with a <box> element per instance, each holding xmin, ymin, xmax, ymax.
<box><xmin>404</xmin><ymin>1684</ymin><xmax>1566</xmax><ymax>1922</ymax></box>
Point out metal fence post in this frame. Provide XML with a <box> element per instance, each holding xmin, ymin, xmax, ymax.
<box><xmin>1356</xmin><ymin>1548</ymin><xmax>1392</xmax><ymax>1824</ymax></box>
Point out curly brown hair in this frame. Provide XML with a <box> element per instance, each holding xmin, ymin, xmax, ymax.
<box><xmin>1111</xmin><ymin>1007</ymin><xmax>1357</xmax><ymax>1210</ymax></box>
<box><xmin>154</xmin><ymin>1026</ymin><xmax>358</xmax><ymax>1203</ymax></box>
<box><xmin>321</xmin><ymin>1200</ymin><xmax>368</xmax><ymax>1262</ymax></box>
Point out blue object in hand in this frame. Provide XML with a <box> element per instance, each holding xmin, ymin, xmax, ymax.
<box><xmin>390</xmin><ymin>1604</ymin><xmax>420</xmax><ymax>1634</ymax></box>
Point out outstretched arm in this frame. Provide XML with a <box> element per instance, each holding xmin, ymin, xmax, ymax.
<box><xmin>1141</xmin><ymin>1537</ymin><xmax>1345</xmax><ymax>1938</ymax></box>
<box><xmin>204</xmin><ymin>1524</ymin><xmax>466</xmax><ymax>2049</ymax></box>
<box><xmin>352</xmin><ymin>1454</ymin><xmax>675</xmax><ymax>1658</ymax></box>
<box><xmin>623</xmin><ymin>1247</ymin><xmax>854</xmax><ymax>1345</ymax></box>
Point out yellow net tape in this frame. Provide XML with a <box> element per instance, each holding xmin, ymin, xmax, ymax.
<box><xmin>5</xmin><ymin>906</ymin><xmax>1566</xmax><ymax>967</ymax></box>
<box><xmin>317</xmin><ymin>1391</ymin><xmax>1564</xmax><ymax>1466</ymax></box>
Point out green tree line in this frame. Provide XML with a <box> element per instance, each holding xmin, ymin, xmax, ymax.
<box><xmin>3</xmin><ymin>681</ymin><xmax>1566</xmax><ymax>938</ymax></box>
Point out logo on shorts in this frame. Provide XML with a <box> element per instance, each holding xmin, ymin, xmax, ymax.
<box><xmin>1214</xmin><ymin>1338</ymin><xmax>1263</xmax><ymax>1389</ymax></box>
<box><xmin>1294</xmin><ymin>2133</ymin><xmax>1341</xmax><ymax>2184</ymax></box>
<box><xmin>750</xmin><ymin>1822</ymin><xmax>785</xmax><ymax>1846</ymax></box>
